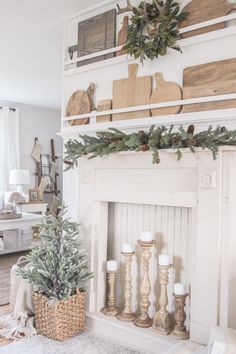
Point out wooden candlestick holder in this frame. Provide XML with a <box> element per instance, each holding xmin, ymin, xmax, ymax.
<box><xmin>103</xmin><ymin>270</ymin><xmax>119</xmax><ymax>316</ymax></box>
<box><xmin>134</xmin><ymin>240</ymin><xmax>155</xmax><ymax>328</ymax></box>
<box><xmin>152</xmin><ymin>264</ymin><xmax>172</xmax><ymax>335</ymax></box>
<box><xmin>171</xmin><ymin>294</ymin><xmax>189</xmax><ymax>340</ymax></box>
<box><xmin>117</xmin><ymin>252</ymin><xmax>136</xmax><ymax>322</ymax></box>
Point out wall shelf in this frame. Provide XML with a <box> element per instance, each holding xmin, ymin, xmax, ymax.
<box><xmin>64</xmin><ymin>13</ymin><xmax>236</xmax><ymax>76</ymax></box>
<box><xmin>60</xmin><ymin>108</ymin><xmax>236</xmax><ymax>138</ymax></box>
<box><xmin>62</xmin><ymin>93</ymin><xmax>236</xmax><ymax>123</ymax></box>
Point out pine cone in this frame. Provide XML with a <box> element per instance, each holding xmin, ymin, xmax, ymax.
<box><xmin>187</xmin><ymin>125</ymin><xmax>195</xmax><ymax>135</ymax></box>
<box><xmin>64</xmin><ymin>160</ymin><xmax>73</xmax><ymax>166</ymax></box>
<box><xmin>190</xmin><ymin>139</ymin><xmax>197</xmax><ymax>146</ymax></box>
<box><xmin>141</xmin><ymin>144</ymin><xmax>149</xmax><ymax>152</ymax></box>
<box><xmin>138</xmin><ymin>130</ymin><xmax>146</xmax><ymax>137</ymax></box>
<box><xmin>172</xmin><ymin>137</ymin><xmax>178</xmax><ymax>145</ymax></box>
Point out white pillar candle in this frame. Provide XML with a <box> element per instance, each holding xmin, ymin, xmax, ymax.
<box><xmin>122</xmin><ymin>243</ymin><xmax>133</xmax><ymax>253</ymax></box>
<box><xmin>107</xmin><ymin>260</ymin><xmax>118</xmax><ymax>272</ymax></box>
<box><xmin>140</xmin><ymin>231</ymin><xmax>154</xmax><ymax>242</ymax></box>
<box><xmin>159</xmin><ymin>254</ymin><xmax>171</xmax><ymax>266</ymax></box>
<box><xmin>174</xmin><ymin>283</ymin><xmax>187</xmax><ymax>295</ymax></box>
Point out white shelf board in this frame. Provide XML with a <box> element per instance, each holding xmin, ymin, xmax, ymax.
<box><xmin>64</xmin><ymin>45</ymin><xmax>123</xmax><ymax>66</ymax></box>
<box><xmin>62</xmin><ymin>94</ymin><xmax>236</xmax><ymax>123</ymax></box>
<box><xmin>60</xmin><ymin>108</ymin><xmax>236</xmax><ymax>137</ymax></box>
<box><xmin>64</xmin><ymin>53</ymin><xmax>131</xmax><ymax>77</ymax></box>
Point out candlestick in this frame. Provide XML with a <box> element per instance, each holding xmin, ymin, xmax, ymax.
<box><xmin>140</xmin><ymin>231</ymin><xmax>154</xmax><ymax>242</ymax></box>
<box><xmin>174</xmin><ymin>283</ymin><xmax>187</xmax><ymax>296</ymax></box>
<box><xmin>171</xmin><ymin>293</ymin><xmax>189</xmax><ymax>340</ymax></box>
<box><xmin>134</xmin><ymin>239</ymin><xmax>155</xmax><ymax>328</ymax></box>
<box><xmin>107</xmin><ymin>260</ymin><xmax>118</xmax><ymax>272</ymax></box>
<box><xmin>122</xmin><ymin>243</ymin><xmax>133</xmax><ymax>254</ymax></box>
<box><xmin>159</xmin><ymin>254</ymin><xmax>171</xmax><ymax>266</ymax></box>
<box><xmin>103</xmin><ymin>269</ymin><xmax>119</xmax><ymax>316</ymax></box>
<box><xmin>152</xmin><ymin>263</ymin><xmax>172</xmax><ymax>335</ymax></box>
<box><xmin>117</xmin><ymin>251</ymin><xmax>136</xmax><ymax>322</ymax></box>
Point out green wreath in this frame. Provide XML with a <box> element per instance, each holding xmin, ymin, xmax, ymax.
<box><xmin>122</xmin><ymin>0</ymin><xmax>187</xmax><ymax>62</ymax></box>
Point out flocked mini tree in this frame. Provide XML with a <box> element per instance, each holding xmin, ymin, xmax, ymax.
<box><xmin>18</xmin><ymin>206</ymin><xmax>93</xmax><ymax>301</ymax></box>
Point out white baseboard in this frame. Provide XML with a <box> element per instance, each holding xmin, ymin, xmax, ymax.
<box><xmin>86</xmin><ymin>312</ymin><xmax>179</xmax><ymax>354</ymax></box>
<box><xmin>190</xmin><ymin>321</ymin><xmax>210</xmax><ymax>345</ymax></box>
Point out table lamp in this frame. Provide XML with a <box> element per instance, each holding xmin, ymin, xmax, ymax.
<box><xmin>9</xmin><ymin>169</ymin><xmax>30</xmax><ymax>195</ymax></box>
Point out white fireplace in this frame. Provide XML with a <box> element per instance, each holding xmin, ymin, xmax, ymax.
<box><xmin>63</xmin><ymin>146</ymin><xmax>236</xmax><ymax>353</ymax></box>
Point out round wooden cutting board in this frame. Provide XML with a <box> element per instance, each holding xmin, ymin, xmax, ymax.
<box><xmin>150</xmin><ymin>73</ymin><xmax>182</xmax><ymax>116</ymax></box>
<box><xmin>66</xmin><ymin>90</ymin><xmax>91</xmax><ymax>126</ymax></box>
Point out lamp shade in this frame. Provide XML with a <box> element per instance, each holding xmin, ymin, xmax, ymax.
<box><xmin>9</xmin><ymin>169</ymin><xmax>30</xmax><ymax>185</ymax></box>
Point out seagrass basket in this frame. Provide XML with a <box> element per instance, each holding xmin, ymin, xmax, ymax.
<box><xmin>32</xmin><ymin>290</ymin><xmax>86</xmax><ymax>341</ymax></box>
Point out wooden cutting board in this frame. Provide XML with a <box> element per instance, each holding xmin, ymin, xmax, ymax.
<box><xmin>66</xmin><ymin>83</ymin><xmax>96</xmax><ymax>125</ymax></box>
<box><xmin>116</xmin><ymin>16</ymin><xmax>129</xmax><ymax>56</ymax></box>
<box><xmin>182</xmin><ymin>58</ymin><xmax>236</xmax><ymax>113</ymax></box>
<box><xmin>150</xmin><ymin>73</ymin><xmax>182</xmax><ymax>116</ymax></box>
<box><xmin>179</xmin><ymin>0</ymin><xmax>233</xmax><ymax>38</ymax></box>
<box><xmin>97</xmin><ymin>99</ymin><xmax>112</xmax><ymax>123</ymax></box>
<box><xmin>112</xmin><ymin>64</ymin><xmax>152</xmax><ymax>121</ymax></box>
<box><xmin>66</xmin><ymin>91</ymin><xmax>91</xmax><ymax>125</ymax></box>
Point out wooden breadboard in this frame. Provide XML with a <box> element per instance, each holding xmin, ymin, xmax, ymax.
<box><xmin>112</xmin><ymin>64</ymin><xmax>152</xmax><ymax>121</ymax></box>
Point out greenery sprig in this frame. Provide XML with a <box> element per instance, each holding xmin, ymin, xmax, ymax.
<box><xmin>122</xmin><ymin>0</ymin><xmax>187</xmax><ymax>62</ymax></box>
<box><xmin>64</xmin><ymin>125</ymin><xmax>236</xmax><ymax>170</ymax></box>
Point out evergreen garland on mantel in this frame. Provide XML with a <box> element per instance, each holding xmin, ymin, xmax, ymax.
<box><xmin>64</xmin><ymin>125</ymin><xmax>236</xmax><ymax>170</ymax></box>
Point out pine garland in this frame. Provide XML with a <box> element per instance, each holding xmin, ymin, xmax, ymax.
<box><xmin>18</xmin><ymin>206</ymin><xmax>93</xmax><ymax>301</ymax></box>
<box><xmin>64</xmin><ymin>125</ymin><xmax>236</xmax><ymax>169</ymax></box>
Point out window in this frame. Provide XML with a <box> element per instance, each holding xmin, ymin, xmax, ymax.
<box><xmin>0</xmin><ymin>106</ymin><xmax>20</xmax><ymax>191</ymax></box>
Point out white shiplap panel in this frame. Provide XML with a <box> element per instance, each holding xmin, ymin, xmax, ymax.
<box><xmin>107</xmin><ymin>202</ymin><xmax>191</xmax><ymax>326</ymax></box>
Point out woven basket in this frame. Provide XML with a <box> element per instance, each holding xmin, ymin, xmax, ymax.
<box><xmin>32</xmin><ymin>290</ymin><xmax>86</xmax><ymax>341</ymax></box>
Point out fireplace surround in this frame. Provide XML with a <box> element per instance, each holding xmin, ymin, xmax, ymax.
<box><xmin>63</xmin><ymin>146</ymin><xmax>236</xmax><ymax>352</ymax></box>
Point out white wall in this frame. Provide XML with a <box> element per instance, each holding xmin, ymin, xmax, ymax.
<box><xmin>18</xmin><ymin>104</ymin><xmax>63</xmax><ymax>204</ymax></box>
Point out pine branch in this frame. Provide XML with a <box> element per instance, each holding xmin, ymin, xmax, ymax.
<box><xmin>64</xmin><ymin>125</ymin><xmax>236</xmax><ymax>169</ymax></box>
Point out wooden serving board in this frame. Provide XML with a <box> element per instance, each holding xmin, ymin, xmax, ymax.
<box><xmin>182</xmin><ymin>58</ymin><xmax>236</xmax><ymax>113</ymax></box>
<box><xmin>179</xmin><ymin>0</ymin><xmax>233</xmax><ymax>38</ymax></box>
<box><xmin>0</xmin><ymin>213</ymin><xmax>22</xmax><ymax>220</ymax></box>
<box><xmin>77</xmin><ymin>9</ymin><xmax>116</xmax><ymax>67</ymax></box>
<box><xmin>150</xmin><ymin>73</ymin><xmax>182</xmax><ymax>116</ymax></box>
<box><xmin>116</xmin><ymin>16</ymin><xmax>129</xmax><ymax>56</ymax></box>
<box><xmin>112</xmin><ymin>64</ymin><xmax>152</xmax><ymax>121</ymax></box>
<box><xmin>66</xmin><ymin>90</ymin><xmax>91</xmax><ymax>126</ymax></box>
<box><xmin>97</xmin><ymin>99</ymin><xmax>112</xmax><ymax>123</ymax></box>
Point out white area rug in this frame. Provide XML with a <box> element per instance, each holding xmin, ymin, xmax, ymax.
<box><xmin>0</xmin><ymin>331</ymin><xmax>143</xmax><ymax>354</ymax></box>
<box><xmin>164</xmin><ymin>342</ymin><xmax>206</xmax><ymax>354</ymax></box>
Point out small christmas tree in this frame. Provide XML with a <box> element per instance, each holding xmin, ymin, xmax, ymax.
<box><xmin>18</xmin><ymin>206</ymin><xmax>93</xmax><ymax>301</ymax></box>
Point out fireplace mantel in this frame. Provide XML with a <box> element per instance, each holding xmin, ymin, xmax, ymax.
<box><xmin>63</xmin><ymin>146</ymin><xmax>236</xmax><ymax>352</ymax></box>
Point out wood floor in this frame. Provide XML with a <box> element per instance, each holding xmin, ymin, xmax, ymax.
<box><xmin>0</xmin><ymin>304</ymin><xmax>13</xmax><ymax>346</ymax></box>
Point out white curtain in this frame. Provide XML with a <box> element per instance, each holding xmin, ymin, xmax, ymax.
<box><xmin>0</xmin><ymin>107</ymin><xmax>20</xmax><ymax>191</ymax></box>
